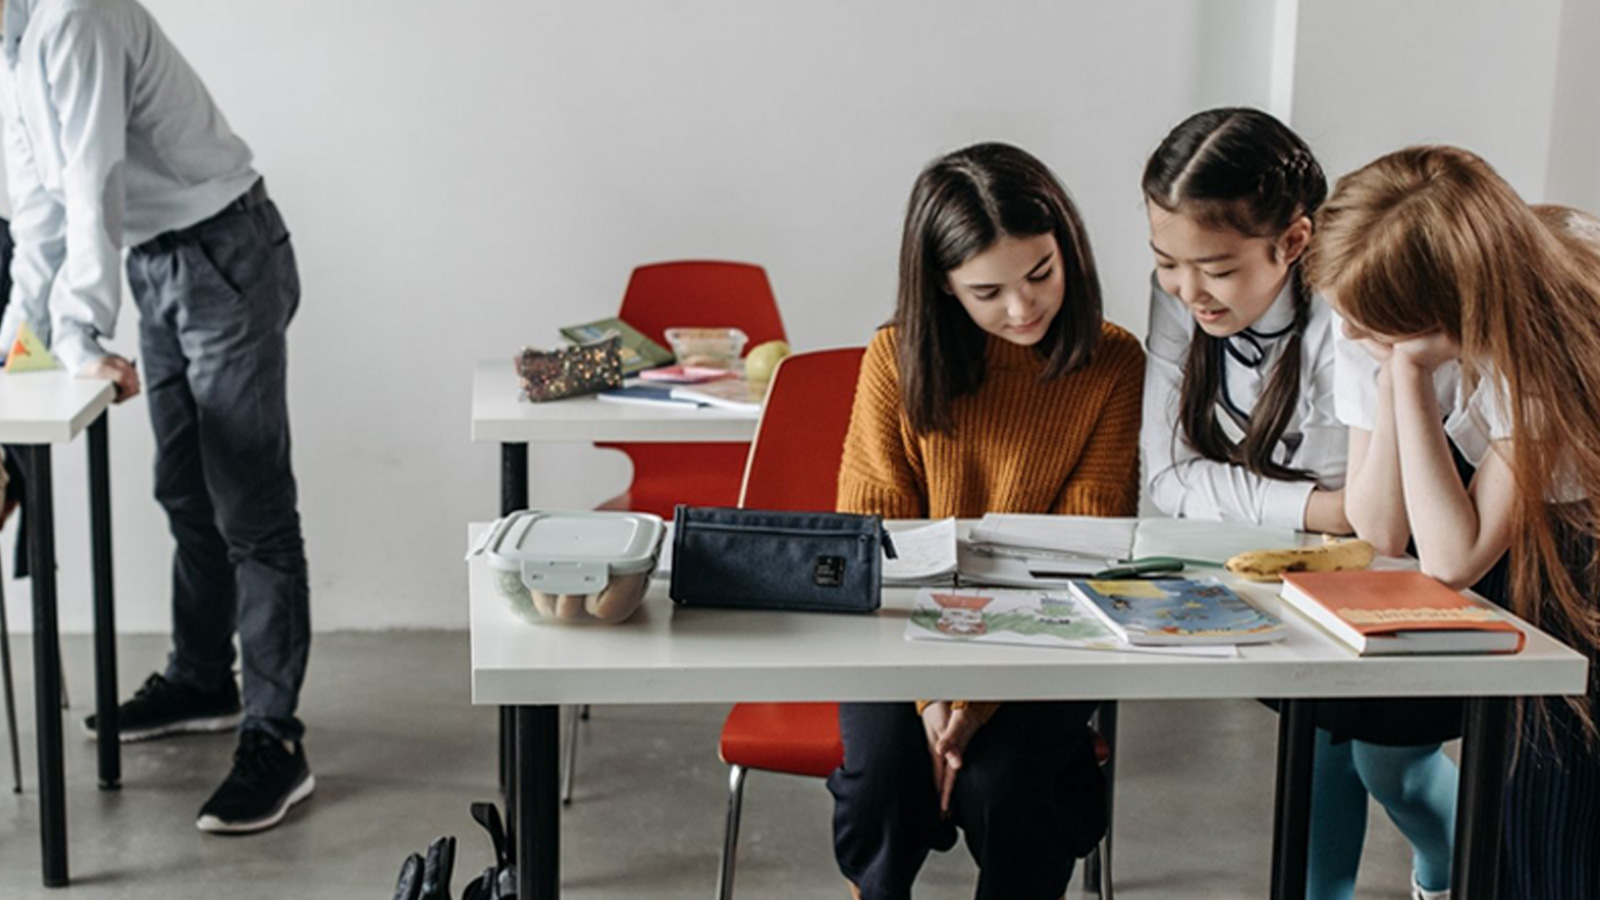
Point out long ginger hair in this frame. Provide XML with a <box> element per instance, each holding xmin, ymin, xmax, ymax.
<box><xmin>1306</xmin><ymin>145</ymin><xmax>1600</xmax><ymax>737</ymax></box>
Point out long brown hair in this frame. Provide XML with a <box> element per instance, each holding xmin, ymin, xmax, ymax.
<box><xmin>895</xmin><ymin>142</ymin><xmax>1102</xmax><ymax>435</ymax></box>
<box><xmin>1143</xmin><ymin>108</ymin><xmax>1328</xmax><ymax>482</ymax></box>
<box><xmin>1306</xmin><ymin>146</ymin><xmax>1600</xmax><ymax>737</ymax></box>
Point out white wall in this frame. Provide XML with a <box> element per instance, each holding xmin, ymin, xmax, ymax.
<box><xmin>4</xmin><ymin>0</ymin><xmax>1244</xmax><ymax>634</ymax></box>
<box><xmin>1289</xmin><ymin>0</ymin><xmax>1567</xmax><ymax>201</ymax></box>
<box><xmin>3</xmin><ymin>1</ymin><xmax>1592</xmax><ymax>636</ymax></box>
<box><xmin>1546</xmin><ymin>0</ymin><xmax>1600</xmax><ymax>212</ymax></box>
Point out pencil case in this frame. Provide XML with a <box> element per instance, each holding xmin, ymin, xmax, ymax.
<box><xmin>514</xmin><ymin>335</ymin><xmax>624</xmax><ymax>402</ymax></box>
<box><xmin>669</xmin><ymin>505</ymin><xmax>895</xmax><ymax>614</ymax></box>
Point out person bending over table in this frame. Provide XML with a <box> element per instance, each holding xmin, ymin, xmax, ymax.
<box><xmin>0</xmin><ymin>0</ymin><xmax>312</xmax><ymax>834</ymax></box>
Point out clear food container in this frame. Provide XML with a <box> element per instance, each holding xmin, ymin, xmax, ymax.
<box><xmin>468</xmin><ymin>510</ymin><xmax>665</xmax><ymax>624</ymax></box>
<box><xmin>664</xmin><ymin>327</ymin><xmax>749</xmax><ymax>369</ymax></box>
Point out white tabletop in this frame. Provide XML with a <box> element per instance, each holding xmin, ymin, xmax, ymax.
<box><xmin>468</xmin><ymin>522</ymin><xmax>1590</xmax><ymax>707</ymax></box>
<box><xmin>0</xmin><ymin>369</ymin><xmax>115</xmax><ymax>444</ymax></box>
<box><xmin>470</xmin><ymin>359</ymin><xmax>760</xmax><ymax>444</ymax></box>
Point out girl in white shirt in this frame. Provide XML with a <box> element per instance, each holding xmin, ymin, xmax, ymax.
<box><xmin>1309</xmin><ymin>145</ymin><xmax>1600</xmax><ymax>900</ymax></box>
<box><xmin>1141</xmin><ymin>108</ymin><xmax>1349</xmax><ymax>533</ymax></box>
<box><xmin>1142</xmin><ymin>109</ymin><xmax>1455</xmax><ymax>900</ymax></box>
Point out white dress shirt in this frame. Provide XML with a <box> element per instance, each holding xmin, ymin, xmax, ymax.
<box><xmin>0</xmin><ymin>0</ymin><xmax>259</xmax><ymax>371</ymax></box>
<box><xmin>1142</xmin><ymin>275</ymin><xmax>1348</xmax><ymax>529</ymax></box>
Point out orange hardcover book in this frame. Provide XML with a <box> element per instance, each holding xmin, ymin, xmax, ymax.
<box><xmin>1279</xmin><ymin>571</ymin><xmax>1524</xmax><ymax>655</ymax></box>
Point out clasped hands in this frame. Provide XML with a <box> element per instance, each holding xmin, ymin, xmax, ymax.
<box><xmin>919</xmin><ymin>701</ymin><xmax>985</xmax><ymax>818</ymax></box>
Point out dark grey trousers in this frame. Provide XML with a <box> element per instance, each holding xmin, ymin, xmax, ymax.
<box><xmin>126</xmin><ymin>180</ymin><xmax>310</xmax><ymax>744</ymax></box>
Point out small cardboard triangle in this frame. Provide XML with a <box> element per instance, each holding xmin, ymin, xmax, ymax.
<box><xmin>5</xmin><ymin>321</ymin><xmax>60</xmax><ymax>373</ymax></box>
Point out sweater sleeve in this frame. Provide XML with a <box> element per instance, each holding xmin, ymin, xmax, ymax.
<box><xmin>1055</xmin><ymin>326</ymin><xmax>1145</xmax><ymax>517</ymax></box>
<box><xmin>836</xmin><ymin>329</ymin><xmax>928</xmax><ymax>517</ymax></box>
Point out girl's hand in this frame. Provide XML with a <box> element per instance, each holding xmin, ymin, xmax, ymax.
<box><xmin>921</xmin><ymin>702</ymin><xmax>984</xmax><ymax>816</ymax></box>
<box><xmin>920</xmin><ymin>702</ymin><xmax>953</xmax><ymax>815</ymax></box>
<box><xmin>1391</xmin><ymin>331</ymin><xmax>1460</xmax><ymax>374</ymax></box>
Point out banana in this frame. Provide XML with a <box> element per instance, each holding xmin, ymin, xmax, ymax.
<box><xmin>1224</xmin><ymin>538</ymin><xmax>1376</xmax><ymax>582</ymax></box>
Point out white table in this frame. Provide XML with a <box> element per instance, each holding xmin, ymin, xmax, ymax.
<box><xmin>0</xmin><ymin>369</ymin><xmax>119</xmax><ymax>888</ymax></box>
<box><xmin>471</xmin><ymin>359</ymin><xmax>760</xmax><ymax>799</ymax></box>
<box><xmin>468</xmin><ymin>522</ymin><xmax>1590</xmax><ymax>900</ymax></box>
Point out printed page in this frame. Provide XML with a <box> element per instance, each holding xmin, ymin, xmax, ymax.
<box><xmin>905</xmin><ymin>588</ymin><xmax>1236</xmax><ymax>658</ymax></box>
<box><xmin>882</xmin><ymin>519</ymin><xmax>959</xmax><ymax>585</ymax></box>
<box><xmin>1131</xmin><ymin>518</ymin><xmax>1307</xmax><ymax>567</ymax></box>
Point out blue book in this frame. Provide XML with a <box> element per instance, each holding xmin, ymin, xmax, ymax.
<box><xmin>596</xmin><ymin>384</ymin><xmax>707</xmax><ymax>409</ymax></box>
<box><xmin>1069</xmin><ymin>578</ymin><xmax>1285</xmax><ymax>646</ymax></box>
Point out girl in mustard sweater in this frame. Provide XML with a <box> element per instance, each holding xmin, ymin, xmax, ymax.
<box><xmin>828</xmin><ymin>142</ymin><xmax>1143</xmax><ymax>900</ymax></box>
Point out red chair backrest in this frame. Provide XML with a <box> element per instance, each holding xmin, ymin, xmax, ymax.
<box><xmin>739</xmin><ymin>347</ymin><xmax>866</xmax><ymax>513</ymax></box>
<box><xmin>618</xmin><ymin>261</ymin><xmax>787</xmax><ymax>350</ymax></box>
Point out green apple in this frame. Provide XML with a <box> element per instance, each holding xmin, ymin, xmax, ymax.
<box><xmin>745</xmin><ymin>340</ymin><xmax>792</xmax><ymax>383</ymax></box>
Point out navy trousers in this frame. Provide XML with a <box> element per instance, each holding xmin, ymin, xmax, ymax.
<box><xmin>126</xmin><ymin>179</ymin><xmax>311</xmax><ymax>744</ymax></box>
<box><xmin>828</xmin><ymin>700</ymin><xmax>1105</xmax><ymax>900</ymax></box>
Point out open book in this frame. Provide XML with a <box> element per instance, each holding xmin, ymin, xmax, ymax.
<box><xmin>883</xmin><ymin>519</ymin><xmax>1119</xmax><ymax>588</ymax></box>
<box><xmin>970</xmin><ymin>514</ymin><xmax>1306</xmax><ymax>568</ymax></box>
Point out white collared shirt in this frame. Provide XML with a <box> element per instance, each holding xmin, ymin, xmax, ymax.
<box><xmin>1142</xmin><ymin>275</ymin><xmax>1348</xmax><ymax>529</ymax></box>
<box><xmin>0</xmin><ymin>0</ymin><xmax>258</xmax><ymax>371</ymax></box>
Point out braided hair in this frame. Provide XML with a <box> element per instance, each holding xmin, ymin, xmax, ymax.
<box><xmin>1143</xmin><ymin>107</ymin><xmax>1328</xmax><ymax>482</ymax></box>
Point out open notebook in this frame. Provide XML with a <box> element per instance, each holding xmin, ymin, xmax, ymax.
<box><xmin>884</xmin><ymin>516</ymin><xmax>1310</xmax><ymax>587</ymax></box>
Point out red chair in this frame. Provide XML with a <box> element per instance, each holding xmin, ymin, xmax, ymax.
<box><xmin>563</xmin><ymin>262</ymin><xmax>787</xmax><ymax>804</ymax></box>
<box><xmin>713</xmin><ymin>347</ymin><xmax>1116</xmax><ymax>900</ymax></box>
<box><xmin>716</xmin><ymin>347</ymin><xmax>861</xmax><ymax>900</ymax></box>
<box><xmin>595</xmin><ymin>261</ymin><xmax>787</xmax><ymax>517</ymax></box>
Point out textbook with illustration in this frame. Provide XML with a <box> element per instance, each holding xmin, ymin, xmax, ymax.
<box><xmin>560</xmin><ymin>317</ymin><xmax>674</xmax><ymax>375</ymax></box>
<box><xmin>1070</xmin><ymin>578</ymin><xmax>1286</xmax><ymax>646</ymax></box>
<box><xmin>905</xmin><ymin>588</ymin><xmax>1236</xmax><ymax>657</ymax></box>
<box><xmin>1279</xmin><ymin>570</ymin><xmax>1525</xmax><ymax>655</ymax></box>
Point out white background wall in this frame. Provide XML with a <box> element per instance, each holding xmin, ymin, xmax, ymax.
<box><xmin>2</xmin><ymin>0</ymin><xmax>1596</xmax><ymax>636</ymax></box>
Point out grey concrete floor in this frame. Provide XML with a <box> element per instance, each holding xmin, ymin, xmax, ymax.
<box><xmin>0</xmin><ymin>633</ymin><xmax>1422</xmax><ymax>899</ymax></box>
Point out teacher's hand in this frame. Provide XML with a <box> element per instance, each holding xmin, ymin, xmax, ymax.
<box><xmin>79</xmin><ymin>355</ymin><xmax>140</xmax><ymax>403</ymax></box>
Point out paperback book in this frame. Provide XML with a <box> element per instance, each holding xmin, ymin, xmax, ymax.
<box><xmin>1069</xmin><ymin>578</ymin><xmax>1286</xmax><ymax>646</ymax></box>
<box><xmin>1279</xmin><ymin>570</ymin><xmax>1524</xmax><ymax>655</ymax></box>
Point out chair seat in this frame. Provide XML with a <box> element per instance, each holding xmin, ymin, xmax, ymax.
<box><xmin>719</xmin><ymin>702</ymin><xmax>842</xmax><ymax>778</ymax></box>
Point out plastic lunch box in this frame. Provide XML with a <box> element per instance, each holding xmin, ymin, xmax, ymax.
<box><xmin>468</xmin><ymin>510</ymin><xmax>666</xmax><ymax>624</ymax></box>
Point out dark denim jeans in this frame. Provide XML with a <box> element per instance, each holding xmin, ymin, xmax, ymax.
<box><xmin>126</xmin><ymin>181</ymin><xmax>310</xmax><ymax>744</ymax></box>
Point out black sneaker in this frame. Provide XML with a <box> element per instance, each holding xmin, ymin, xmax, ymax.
<box><xmin>196</xmin><ymin>729</ymin><xmax>315</xmax><ymax>834</ymax></box>
<box><xmin>82</xmin><ymin>673</ymin><xmax>243</xmax><ymax>742</ymax></box>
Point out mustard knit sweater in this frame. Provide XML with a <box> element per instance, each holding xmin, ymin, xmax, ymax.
<box><xmin>837</xmin><ymin>322</ymin><xmax>1145</xmax><ymax>521</ymax></box>
<box><xmin>837</xmin><ymin>321</ymin><xmax>1145</xmax><ymax>722</ymax></box>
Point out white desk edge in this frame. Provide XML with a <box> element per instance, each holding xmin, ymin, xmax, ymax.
<box><xmin>469</xmin><ymin>359</ymin><xmax>759</xmax><ymax>444</ymax></box>
<box><xmin>0</xmin><ymin>370</ymin><xmax>115</xmax><ymax>444</ymax></box>
<box><xmin>466</xmin><ymin>522</ymin><xmax>1591</xmax><ymax>707</ymax></box>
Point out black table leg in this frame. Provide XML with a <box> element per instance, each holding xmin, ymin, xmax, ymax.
<box><xmin>500</xmin><ymin>443</ymin><xmax>528</xmax><ymax>816</ymax></box>
<box><xmin>24</xmin><ymin>445</ymin><xmax>67</xmax><ymax>887</ymax></box>
<box><xmin>1452</xmin><ymin>697</ymin><xmax>1510</xmax><ymax>899</ymax></box>
<box><xmin>87</xmin><ymin>416</ymin><xmax>119</xmax><ymax>790</ymax></box>
<box><xmin>1270</xmin><ymin>699</ymin><xmax>1316</xmax><ymax>900</ymax></box>
<box><xmin>515</xmin><ymin>704</ymin><xmax>560</xmax><ymax>900</ymax></box>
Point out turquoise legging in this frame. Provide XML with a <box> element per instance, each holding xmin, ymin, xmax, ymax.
<box><xmin>1307</xmin><ymin>728</ymin><xmax>1458</xmax><ymax>900</ymax></box>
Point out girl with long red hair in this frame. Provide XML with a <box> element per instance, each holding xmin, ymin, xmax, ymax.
<box><xmin>1307</xmin><ymin>145</ymin><xmax>1600</xmax><ymax>900</ymax></box>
